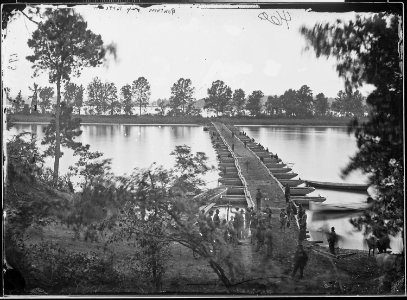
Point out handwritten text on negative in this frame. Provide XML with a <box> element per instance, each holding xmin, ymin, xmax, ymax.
<box><xmin>258</xmin><ymin>11</ymin><xmax>292</xmax><ymax>29</ymax></box>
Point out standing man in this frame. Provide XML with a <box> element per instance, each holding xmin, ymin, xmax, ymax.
<box><xmin>232</xmin><ymin>143</ymin><xmax>235</xmax><ymax>151</ymax></box>
<box><xmin>279</xmin><ymin>209</ymin><xmax>288</xmax><ymax>232</ymax></box>
<box><xmin>327</xmin><ymin>227</ymin><xmax>338</xmax><ymax>255</ymax></box>
<box><xmin>286</xmin><ymin>201</ymin><xmax>293</xmax><ymax>221</ymax></box>
<box><xmin>245</xmin><ymin>208</ymin><xmax>252</xmax><ymax>238</ymax></box>
<box><xmin>245</xmin><ymin>160</ymin><xmax>249</xmax><ymax>172</ymax></box>
<box><xmin>285</xmin><ymin>184</ymin><xmax>291</xmax><ymax>203</ymax></box>
<box><xmin>213</xmin><ymin>209</ymin><xmax>221</xmax><ymax>228</ymax></box>
<box><xmin>255</xmin><ymin>220</ymin><xmax>266</xmax><ymax>252</ymax></box>
<box><xmin>244</xmin><ymin>141</ymin><xmax>247</xmax><ymax>148</ymax></box>
<box><xmin>250</xmin><ymin>212</ymin><xmax>258</xmax><ymax>244</ymax></box>
<box><xmin>291</xmin><ymin>244</ymin><xmax>309</xmax><ymax>280</ymax></box>
<box><xmin>264</xmin><ymin>224</ymin><xmax>273</xmax><ymax>258</ymax></box>
<box><xmin>232</xmin><ymin>131</ymin><xmax>234</xmax><ymax>138</ymax></box>
<box><xmin>256</xmin><ymin>188</ymin><xmax>262</xmax><ymax>212</ymax></box>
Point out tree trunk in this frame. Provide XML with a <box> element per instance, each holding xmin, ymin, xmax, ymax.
<box><xmin>209</xmin><ymin>259</ymin><xmax>232</xmax><ymax>289</ymax></box>
<box><xmin>140</xmin><ymin>104</ymin><xmax>142</xmax><ymax>116</ymax></box>
<box><xmin>53</xmin><ymin>76</ymin><xmax>61</xmax><ymax>186</ymax></box>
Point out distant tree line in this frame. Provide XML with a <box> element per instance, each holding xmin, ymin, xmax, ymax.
<box><xmin>6</xmin><ymin>79</ymin><xmax>368</xmax><ymax>118</ymax></box>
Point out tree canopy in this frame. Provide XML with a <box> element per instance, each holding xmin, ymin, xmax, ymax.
<box><xmin>132</xmin><ymin>77</ymin><xmax>151</xmax><ymax>116</ymax></box>
<box><xmin>204</xmin><ymin>80</ymin><xmax>232</xmax><ymax>116</ymax></box>
<box><xmin>169</xmin><ymin>78</ymin><xmax>195</xmax><ymax>116</ymax></box>
<box><xmin>301</xmin><ymin>12</ymin><xmax>403</xmax><ymax>236</ymax></box>
<box><xmin>26</xmin><ymin>8</ymin><xmax>107</xmax><ymax>185</ymax></box>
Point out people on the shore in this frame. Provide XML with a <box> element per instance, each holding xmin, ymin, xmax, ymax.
<box><xmin>297</xmin><ymin>204</ymin><xmax>304</xmax><ymax>220</ymax></box>
<box><xmin>250</xmin><ymin>212</ymin><xmax>258</xmax><ymax>244</ymax></box>
<box><xmin>227</xmin><ymin>216</ymin><xmax>237</xmax><ymax>245</ymax></box>
<box><xmin>234</xmin><ymin>209</ymin><xmax>244</xmax><ymax>240</ymax></box>
<box><xmin>285</xmin><ymin>184</ymin><xmax>290</xmax><ymax>203</ymax></box>
<box><xmin>264</xmin><ymin>224</ymin><xmax>273</xmax><ymax>258</ymax></box>
<box><xmin>256</xmin><ymin>188</ymin><xmax>262</xmax><ymax>212</ymax></box>
<box><xmin>255</xmin><ymin>220</ymin><xmax>266</xmax><ymax>252</ymax></box>
<box><xmin>279</xmin><ymin>209</ymin><xmax>288</xmax><ymax>232</ymax></box>
<box><xmin>286</xmin><ymin>201</ymin><xmax>293</xmax><ymax>221</ymax></box>
<box><xmin>327</xmin><ymin>227</ymin><xmax>338</xmax><ymax>255</ymax></box>
<box><xmin>291</xmin><ymin>244</ymin><xmax>309</xmax><ymax>280</ymax></box>
<box><xmin>244</xmin><ymin>141</ymin><xmax>247</xmax><ymax>148</ymax></box>
<box><xmin>213</xmin><ymin>209</ymin><xmax>221</xmax><ymax>228</ymax></box>
<box><xmin>245</xmin><ymin>208</ymin><xmax>252</xmax><ymax>238</ymax></box>
<box><xmin>265</xmin><ymin>205</ymin><xmax>272</xmax><ymax>226</ymax></box>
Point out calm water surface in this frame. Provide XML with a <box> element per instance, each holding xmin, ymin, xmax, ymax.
<box><xmin>7</xmin><ymin>123</ymin><xmax>403</xmax><ymax>252</ymax></box>
<box><xmin>238</xmin><ymin>125</ymin><xmax>403</xmax><ymax>253</ymax></box>
<box><xmin>6</xmin><ymin>124</ymin><xmax>220</xmax><ymax>189</ymax></box>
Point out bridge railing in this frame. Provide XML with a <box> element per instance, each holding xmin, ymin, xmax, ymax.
<box><xmin>212</xmin><ymin>122</ymin><xmax>255</xmax><ymax>209</ymax></box>
<box><xmin>225</xmin><ymin>124</ymin><xmax>302</xmax><ymax>230</ymax></box>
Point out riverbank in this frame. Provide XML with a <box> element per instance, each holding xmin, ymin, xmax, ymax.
<box><xmin>7</xmin><ymin>114</ymin><xmax>367</xmax><ymax>127</ymax></box>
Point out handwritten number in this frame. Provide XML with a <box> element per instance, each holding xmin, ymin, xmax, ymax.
<box><xmin>258</xmin><ymin>10</ymin><xmax>292</xmax><ymax>29</ymax></box>
<box><xmin>278</xmin><ymin>11</ymin><xmax>292</xmax><ymax>29</ymax></box>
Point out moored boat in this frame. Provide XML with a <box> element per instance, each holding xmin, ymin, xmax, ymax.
<box><xmin>273</xmin><ymin>173</ymin><xmax>298</xmax><ymax>179</ymax></box>
<box><xmin>309</xmin><ymin>201</ymin><xmax>372</xmax><ymax>212</ymax></box>
<box><xmin>268</xmin><ymin>167</ymin><xmax>292</xmax><ymax>173</ymax></box>
<box><xmin>278</xmin><ymin>179</ymin><xmax>304</xmax><ymax>187</ymax></box>
<box><xmin>290</xmin><ymin>187</ymin><xmax>315</xmax><ymax>196</ymax></box>
<box><xmin>304</xmin><ymin>180</ymin><xmax>369</xmax><ymax>192</ymax></box>
<box><xmin>291</xmin><ymin>196</ymin><xmax>326</xmax><ymax>205</ymax></box>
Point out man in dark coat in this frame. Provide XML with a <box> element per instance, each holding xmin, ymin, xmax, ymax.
<box><xmin>213</xmin><ymin>209</ymin><xmax>221</xmax><ymax>228</ymax></box>
<box><xmin>250</xmin><ymin>212</ymin><xmax>258</xmax><ymax>245</ymax></box>
<box><xmin>292</xmin><ymin>244</ymin><xmax>309</xmax><ymax>279</ymax></box>
<box><xmin>256</xmin><ymin>188</ymin><xmax>262</xmax><ymax>212</ymax></box>
<box><xmin>285</xmin><ymin>185</ymin><xmax>290</xmax><ymax>203</ymax></box>
<box><xmin>264</xmin><ymin>224</ymin><xmax>273</xmax><ymax>258</ymax></box>
<box><xmin>327</xmin><ymin>227</ymin><xmax>338</xmax><ymax>255</ymax></box>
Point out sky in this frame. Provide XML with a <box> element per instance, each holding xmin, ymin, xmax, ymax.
<box><xmin>2</xmin><ymin>4</ymin><xmax>376</xmax><ymax>104</ymax></box>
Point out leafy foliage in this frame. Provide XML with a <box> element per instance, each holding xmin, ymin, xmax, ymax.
<box><xmin>156</xmin><ymin>98</ymin><xmax>169</xmax><ymax>116</ymax></box>
<box><xmin>245</xmin><ymin>90</ymin><xmax>264</xmax><ymax>117</ymax></box>
<box><xmin>204</xmin><ymin>80</ymin><xmax>232</xmax><ymax>116</ymax></box>
<box><xmin>38</xmin><ymin>86</ymin><xmax>54</xmax><ymax>114</ymax></box>
<box><xmin>170</xmin><ymin>145</ymin><xmax>212</xmax><ymax>193</ymax></box>
<box><xmin>120</xmin><ymin>84</ymin><xmax>133</xmax><ymax>115</ymax></box>
<box><xmin>63</xmin><ymin>82</ymin><xmax>85</xmax><ymax>114</ymax></box>
<box><xmin>169</xmin><ymin>78</ymin><xmax>195</xmax><ymax>116</ymax></box>
<box><xmin>26</xmin><ymin>7</ymin><xmax>107</xmax><ymax>184</ymax></box>
<box><xmin>41</xmin><ymin>102</ymin><xmax>83</xmax><ymax>158</ymax></box>
<box><xmin>314</xmin><ymin>93</ymin><xmax>329</xmax><ymax>116</ymax></box>
<box><xmin>301</xmin><ymin>12</ymin><xmax>403</xmax><ymax>236</ymax></box>
<box><xmin>26</xmin><ymin>8</ymin><xmax>105</xmax><ymax>82</ymax></box>
<box><xmin>28</xmin><ymin>83</ymin><xmax>40</xmax><ymax>113</ymax></box>
<box><xmin>86</xmin><ymin>77</ymin><xmax>119</xmax><ymax>115</ymax></box>
<box><xmin>132</xmin><ymin>77</ymin><xmax>151</xmax><ymax>116</ymax></box>
<box><xmin>331</xmin><ymin>90</ymin><xmax>364</xmax><ymax>117</ymax></box>
<box><xmin>231</xmin><ymin>89</ymin><xmax>246</xmax><ymax>116</ymax></box>
<box><xmin>296</xmin><ymin>85</ymin><xmax>314</xmax><ymax>117</ymax></box>
<box><xmin>11</xmin><ymin>90</ymin><xmax>25</xmax><ymax>113</ymax></box>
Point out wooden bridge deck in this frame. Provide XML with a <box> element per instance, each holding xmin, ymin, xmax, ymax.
<box><xmin>212</xmin><ymin>122</ymin><xmax>286</xmax><ymax>212</ymax></box>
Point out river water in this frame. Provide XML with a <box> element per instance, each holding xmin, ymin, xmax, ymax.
<box><xmin>6</xmin><ymin>123</ymin><xmax>403</xmax><ymax>253</ymax></box>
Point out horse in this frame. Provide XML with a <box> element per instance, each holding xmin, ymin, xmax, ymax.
<box><xmin>365</xmin><ymin>235</ymin><xmax>391</xmax><ymax>256</ymax></box>
<box><xmin>366</xmin><ymin>235</ymin><xmax>379</xmax><ymax>256</ymax></box>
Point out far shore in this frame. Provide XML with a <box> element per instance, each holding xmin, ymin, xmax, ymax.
<box><xmin>7</xmin><ymin>114</ymin><xmax>367</xmax><ymax>127</ymax></box>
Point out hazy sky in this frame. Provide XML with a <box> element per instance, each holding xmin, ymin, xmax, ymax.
<box><xmin>2</xmin><ymin>4</ymin><xmax>375</xmax><ymax>103</ymax></box>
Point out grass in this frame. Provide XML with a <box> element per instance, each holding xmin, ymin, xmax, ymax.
<box><xmin>8</xmin><ymin>113</ymin><xmax>367</xmax><ymax>126</ymax></box>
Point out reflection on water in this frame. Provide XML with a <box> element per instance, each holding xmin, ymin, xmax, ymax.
<box><xmin>6</xmin><ymin>124</ymin><xmax>220</xmax><ymax>189</ymax></box>
<box><xmin>238</xmin><ymin>125</ymin><xmax>403</xmax><ymax>253</ymax></box>
<box><xmin>7</xmin><ymin>123</ymin><xmax>403</xmax><ymax>252</ymax></box>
